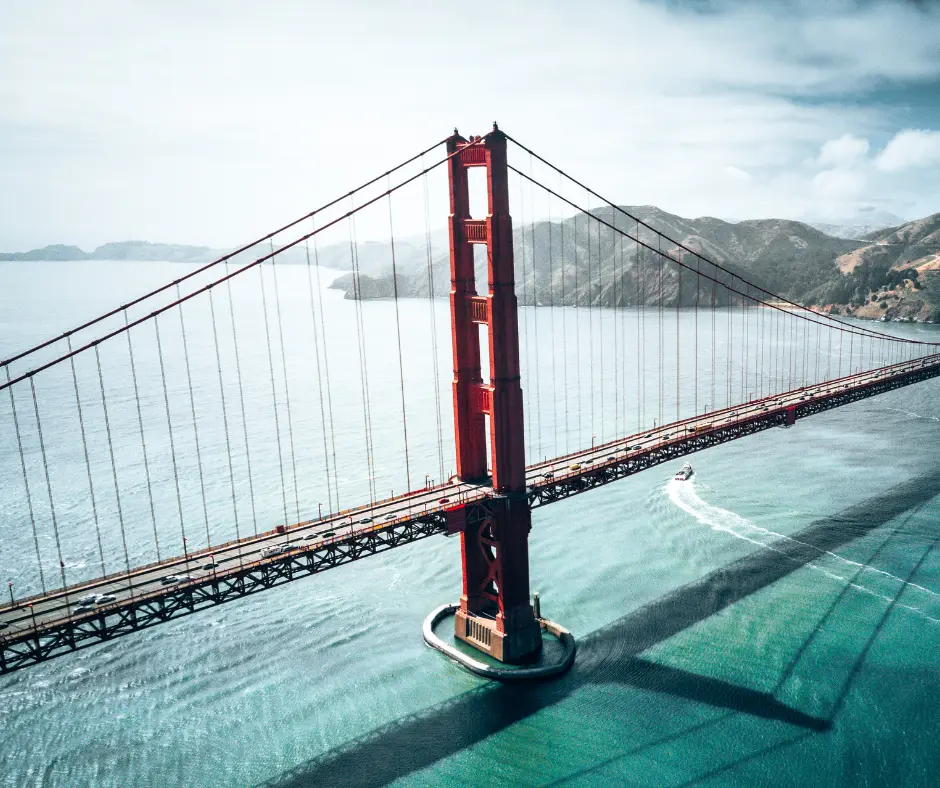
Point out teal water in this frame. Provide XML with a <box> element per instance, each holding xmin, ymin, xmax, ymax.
<box><xmin>1</xmin><ymin>260</ymin><xmax>939</xmax><ymax>787</ymax></box>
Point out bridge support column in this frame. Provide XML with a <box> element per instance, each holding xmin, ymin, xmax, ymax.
<box><xmin>446</xmin><ymin>126</ymin><xmax>541</xmax><ymax>664</ymax></box>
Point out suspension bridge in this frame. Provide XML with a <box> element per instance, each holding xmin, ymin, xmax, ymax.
<box><xmin>1</xmin><ymin>125</ymin><xmax>938</xmax><ymax>674</ymax></box>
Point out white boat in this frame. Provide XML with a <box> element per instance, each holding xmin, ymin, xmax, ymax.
<box><xmin>674</xmin><ymin>463</ymin><xmax>694</xmax><ymax>481</ymax></box>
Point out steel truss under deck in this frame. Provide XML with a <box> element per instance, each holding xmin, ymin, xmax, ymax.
<box><xmin>2</xmin><ymin>361</ymin><xmax>939</xmax><ymax>674</ymax></box>
<box><xmin>529</xmin><ymin>361</ymin><xmax>940</xmax><ymax>507</ymax></box>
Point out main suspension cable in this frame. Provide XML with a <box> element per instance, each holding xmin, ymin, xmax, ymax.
<box><xmin>1</xmin><ymin>135</ymin><xmax>453</xmax><ymax>371</ymax></box>
<box><xmin>504</xmin><ymin>134</ymin><xmax>937</xmax><ymax>348</ymax></box>
<box><xmin>2</xmin><ymin>138</ymin><xmax>488</xmax><ymax>395</ymax></box>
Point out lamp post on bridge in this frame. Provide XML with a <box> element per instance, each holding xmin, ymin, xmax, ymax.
<box><xmin>7</xmin><ymin>581</ymin><xmax>13</xmax><ymax>609</ymax></box>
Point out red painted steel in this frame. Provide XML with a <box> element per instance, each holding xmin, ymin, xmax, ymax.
<box><xmin>447</xmin><ymin>134</ymin><xmax>488</xmax><ymax>483</ymax></box>
<box><xmin>449</xmin><ymin>126</ymin><xmax>541</xmax><ymax>663</ymax></box>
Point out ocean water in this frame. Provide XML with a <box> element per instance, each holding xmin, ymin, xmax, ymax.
<box><xmin>1</xmin><ymin>260</ymin><xmax>939</xmax><ymax>787</ymax></box>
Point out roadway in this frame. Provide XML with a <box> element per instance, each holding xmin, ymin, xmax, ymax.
<box><xmin>2</xmin><ymin>352</ymin><xmax>939</xmax><ymax>646</ymax></box>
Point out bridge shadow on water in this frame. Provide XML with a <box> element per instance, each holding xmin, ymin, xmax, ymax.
<box><xmin>259</xmin><ymin>471</ymin><xmax>940</xmax><ymax>788</ymax></box>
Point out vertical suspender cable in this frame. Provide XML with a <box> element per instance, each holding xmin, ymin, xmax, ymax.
<box><xmin>7</xmin><ymin>369</ymin><xmax>46</xmax><ymax>593</ymax></box>
<box><xmin>270</xmin><ymin>243</ymin><xmax>302</xmax><ymax>522</ymax></box>
<box><xmin>155</xmin><ymin>319</ymin><xmax>188</xmax><ymax>571</ymax></box>
<box><xmin>304</xmin><ymin>235</ymin><xmax>334</xmax><ymax>513</ymax></box>
<box><xmin>610</xmin><ymin>208</ymin><xmax>622</xmax><ymax>440</ymax></box>
<box><xmin>560</xmin><ymin>173</ymin><xmax>570</xmax><ymax>454</ymax></box>
<box><xmin>95</xmin><ymin>348</ymin><xmax>132</xmax><ymax>597</ymax></box>
<box><xmin>741</xmin><ymin>283</ymin><xmax>748</xmax><ymax>400</ymax></box>
<box><xmin>312</xmin><ymin>235</ymin><xmax>340</xmax><ymax>510</ymax></box>
<box><xmin>575</xmin><ymin>212</ymin><xmax>582</xmax><ymax>442</ymax></box>
<box><xmin>30</xmin><ymin>379</ymin><xmax>68</xmax><ymax>600</ymax></box>
<box><xmin>638</xmin><ymin>223</ymin><xmax>645</xmax><ymax>430</ymax></box>
<box><xmin>387</xmin><ymin>186</ymin><xmax>412</xmax><ymax>492</ymax></box>
<box><xmin>422</xmin><ymin>167</ymin><xmax>446</xmax><ymax>482</ymax></box>
<box><xmin>519</xmin><ymin>171</ymin><xmax>532</xmax><ymax>459</ymax></box>
<box><xmin>258</xmin><ymin>259</ymin><xmax>291</xmax><ymax>526</ymax></box>
<box><xmin>529</xmin><ymin>158</ymin><xmax>542</xmax><ymax>456</ymax></box>
<box><xmin>122</xmin><ymin>320</ymin><xmax>159</xmax><ymax>564</ymax></box>
<box><xmin>849</xmin><ymin>327</ymin><xmax>855</xmax><ymax>376</ymax></box>
<box><xmin>711</xmin><ymin>265</ymin><xmax>717</xmax><ymax>413</ymax></box>
<box><xmin>597</xmin><ymin>216</ymin><xmax>605</xmax><ymax>442</ymax></box>
<box><xmin>676</xmin><ymin>261</ymin><xmax>681</xmax><ymax>423</ymax></box>
<box><xmin>208</xmin><ymin>287</ymin><xmax>242</xmax><ymax>559</ymax></box>
<box><xmin>815</xmin><ymin>318</ymin><xmax>821</xmax><ymax>385</ymax></box>
<box><xmin>548</xmin><ymin>191</ymin><xmax>558</xmax><ymax>456</ymax></box>
<box><xmin>727</xmin><ymin>275</ymin><xmax>734</xmax><ymax>407</ymax></box>
<box><xmin>588</xmin><ymin>207</ymin><xmax>595</xmax><ymax>440</ymax></box>
<box><xmin>177</xmin><ymin>284</ymin><xmax>211</xmax><ymax>546</ymax></box>
<box><xmin>348</xmin><ymin>205</ymin><xmax>377</xmax><ymax>504</ymax></box>
<box><xmin>68</xmin><ymin>336</ymin><xmax>107</xmax><ymax>572</ymax></box>
<box><xmin>658</xmin><ymin>236</ymin><xmax>664</xmax><ymax>426</ymax></box>
<box><xmin>95</xmin><ymin>346</ymin><xmax>133</xmax><ymax>593</ymax></box>
<box><xmin>226</xmin><ymin>260</ymin><xmax>259</xmax><ymax>535</ymax></box>
<box><xmin>620</xmin><ymin>228</ymin><xmax>628</xmax><ymax>432</ymax></box>
<box><xmin>695</xmin><ymin>258</ymin><xmax>700</xmax><ymax>414</ymax></box>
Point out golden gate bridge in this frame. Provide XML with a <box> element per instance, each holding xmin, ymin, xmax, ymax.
<box><xmin>1</xmin><ymin>126</ymin><xmax>938</xmax><ymax>674</ymax></box>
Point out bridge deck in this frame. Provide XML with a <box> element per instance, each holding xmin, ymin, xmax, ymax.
<box><xmin>2</xmin><ymin>354</ymin><xmax>939</xmax><ymax>673</ymax></box>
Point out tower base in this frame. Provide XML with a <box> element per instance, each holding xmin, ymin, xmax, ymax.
<box><xmin>454</xmin><ymin>609</ymin><xmax>542</xmax><ymax>664</ymax></box>
<box><xmin>425</xmin><ymin>603</ymin><xmax>576</xmax><ymax>681</ymax></box>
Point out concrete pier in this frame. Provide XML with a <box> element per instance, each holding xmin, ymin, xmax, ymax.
<box><xmin>424</xmin><ymin>603</ymin><xmax>576</xmax><ymax>681</ymax></box>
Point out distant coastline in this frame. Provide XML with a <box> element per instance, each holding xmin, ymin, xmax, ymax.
<box><xmin>0</xmin><ymin>240</ymin><xmax>310</xmax><ymax>264</ymax></box>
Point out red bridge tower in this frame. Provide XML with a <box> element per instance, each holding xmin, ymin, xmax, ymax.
<box><xmin>446</xmin><ymin>125</ymin><xmax>542</xmax><ymax>663</ymax></box>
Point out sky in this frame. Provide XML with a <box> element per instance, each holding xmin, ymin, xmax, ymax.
<box><xmin>2</xmin><ymin>0</ymin><xmax>940</xmax><ymax>251</ymax></box>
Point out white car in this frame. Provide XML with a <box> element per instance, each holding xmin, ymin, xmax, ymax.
<box><xmin>161</xmin><ymin>574</ymin><xmax>195</xmax><ymax>585</ymax></box>
<box><xmin>260</xmin><ymin>545</ymin><xmax>290</xmax><ymax>559</ymax></box>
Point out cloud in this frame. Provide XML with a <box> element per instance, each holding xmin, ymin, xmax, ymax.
<box><xmin>722</xmin><ymin>165</ymin><xmax>752</xmax><ymax>184</ymax></box>
<box><xmin>817</xmin><ymin>134</ymin><xmax>869</xmax><ymax>168</ymax></box>
<box><xmin>875</xmin><ymin>129</ymin><xmax>940</xmax><ymax>172</ymax></box>
<box><xmin>1</xmin><ymin>0</ymin><xmax>940</xmax><ymax>248</ymax></box>
<box><xmin>812</xmin><ymin>168</ymin><xmax>866</xmax><ymax>202</ymax></box>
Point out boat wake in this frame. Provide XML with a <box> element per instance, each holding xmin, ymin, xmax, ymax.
<box><xmin>666</xmin><ymin>477</ymin><xmax>940</xmax><ymax>624</ymax></box>
<box><xmin>882</xmin><ymin>406</ymin><xmax>940</xmax><ymax>424</ymax></box>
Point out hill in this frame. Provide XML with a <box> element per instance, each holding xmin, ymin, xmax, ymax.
<box><xmin>0</xmin><ymin>240</ymin><xmax>311</xmax><ymax>265</ymax></box>
<box><xmin>330</xmin><ymin>207</ymin><xmax>864</xmax><ymax>309</ymax></box>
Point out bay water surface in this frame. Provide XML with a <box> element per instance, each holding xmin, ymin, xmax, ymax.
<box><xmin>1</xmin><ymin>260</ymin><xmax>939</xmax><ymax>787</ymax></box>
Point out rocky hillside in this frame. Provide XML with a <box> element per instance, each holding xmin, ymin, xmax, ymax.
<box><xmin>329</xmin><ymin>206</ymin><xmax>940</xmax><ymax>323</ymax></box>
<box><xmin>808</xmin><ymin>212</ymin><xmax>940</xmax><ymax>321</ymax></box>
<box><xmin>330</xmin><ymin>206</ymin><xmax>864</xmax><ymax>309</ymax></box>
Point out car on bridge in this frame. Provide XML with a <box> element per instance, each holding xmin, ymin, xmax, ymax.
<box><xmin>260</xmin><ymin>545</ymin><xmax>291</xmax><ymax>559</ymax></box>
<box><xmin>76</xmin><ymin>592</ymin><xmax>117</xmax><ymax>611</ymax></box>
<box><xmin>161</xmin><ymin>574</ymin><xmax>196</xmax><ymax>585</ymax></box>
